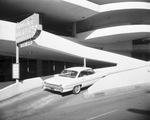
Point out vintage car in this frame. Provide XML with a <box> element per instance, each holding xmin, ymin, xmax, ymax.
<box><xmin>42</xmin><ymin>67</ymin><xmax>100</xmax><ymax>94</ymax></box>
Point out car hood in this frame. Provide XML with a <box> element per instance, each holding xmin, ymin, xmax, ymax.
<box><xmin>44</xmin><ymin>76</ymin><xmax>74</xmax><ymax>86</ymax></box>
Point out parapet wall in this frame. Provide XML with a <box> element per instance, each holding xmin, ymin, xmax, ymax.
<box><xmin>0</xmin><ymin>77</ymin><xmax>43</xmax><ymax>102</ymax></box>
<box><xmin>86</xmin><ymin>64</ymin><xmax>150</xmax><ymax>97</ymax></box>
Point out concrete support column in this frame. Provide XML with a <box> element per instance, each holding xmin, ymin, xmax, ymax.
<box><xmin>72</xmin><ymin>22</ymin><xmax>76</xmax><ymax>37</ymax></box>
<box><xmin>84</xmin><ymin>58</ymin><xmax>86</xmax><ymax>67</ymax></box>
<box><xmin>37</xmin><ymin>59</ymin><xmax>42</xmax><ymax>77</ymax></box>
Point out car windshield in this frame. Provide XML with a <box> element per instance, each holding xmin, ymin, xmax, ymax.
<box><xmin>59</xmin><ymin>70</ymin><xmax>78</xmax><ymax>78</ymax></box>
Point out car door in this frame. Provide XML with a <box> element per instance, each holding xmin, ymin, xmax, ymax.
<box><xmin>78</xmin><ymin>70</ymin><xmax>94</xmax><ymax>87</ymax></box>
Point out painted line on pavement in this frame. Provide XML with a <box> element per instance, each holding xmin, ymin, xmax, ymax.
<box><xmin>87</xmin><ymin>109</ymin><xmax>118</xmax><ymax>120</ymax></box>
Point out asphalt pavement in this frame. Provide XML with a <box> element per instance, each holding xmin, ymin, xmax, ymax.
<box><xmin>1</xmin><ymin>87</ymin><xmax>150</xmax><ymax>120</ymax></box>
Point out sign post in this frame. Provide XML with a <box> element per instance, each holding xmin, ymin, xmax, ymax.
<box><xmin>14</xmin><ymin>13</ymin><xmax>42</xmax><ymax>82</ymax></box>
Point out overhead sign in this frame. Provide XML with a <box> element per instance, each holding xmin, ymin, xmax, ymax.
<box><xmin>16</xmin><ymin>13</ymin><xmax>42</xmax><ymax>45</ymax></box>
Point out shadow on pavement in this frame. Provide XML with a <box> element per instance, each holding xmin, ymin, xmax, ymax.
<box><xmin>44</xmin><ymin>89</ymin><xmax>72</xmax><ymax>96</ymax></box>
<box><xmin>44</xmin><ymin>86</ymin><xmax>90</xmax><ymax>97</ymax></box>
<box><xmin>127</xmin><ymin>108</ymin><xmax>150</xmax><ymax>116</ymax></box>
<box><xmin>145</xmin><ymin>91</ymin><xmax>150</xmax><ymax>93</ymax></box>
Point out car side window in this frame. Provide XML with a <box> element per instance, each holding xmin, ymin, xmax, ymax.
<box><xmin>87</xmin><ymin>69</ymin><xmax>95</xmax><ymax>75</ymax></box>
<box><xmin>78</xmin><ymin>71</ymin><xmax>88</xmax><ymax>77</ymax></box>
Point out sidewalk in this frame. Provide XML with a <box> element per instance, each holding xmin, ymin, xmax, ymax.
<box><xmin>0</xmin><ymin>81</ymin><xmax>15</xmax><ymax>89</ymax></box>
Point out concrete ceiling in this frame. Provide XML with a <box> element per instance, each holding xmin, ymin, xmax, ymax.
<box><xmin>79</xmin><ymin>32</ymin><xmax>150</xmax><ymax>44</ymax></box>
<box><xmin>1</xmin><ymin>0</ymin><xmax>91</xmax><ymax>22</ymax></box>
<box><xmin>0</xmin><ymin>0</ymin><xmax>97</xmax><ymax>34</ymax></box>
<box><xmin>77</xmin><ymin>9</ymin><xmax>150</xmax><ymax>33</ymax></box>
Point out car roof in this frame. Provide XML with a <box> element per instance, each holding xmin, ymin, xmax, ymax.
<box><xmin>65</xmin><ymin>66</ymin><xmax>92</xmax><ymax>72</ymax></box>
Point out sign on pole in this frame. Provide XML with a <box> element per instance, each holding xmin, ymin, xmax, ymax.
<box><xmin>14</xmin><ymin>13</ymin><xmax>42</xmax><ymax>81</ymax></box>
<box><xmin>16</xmin><ymin>13</ymin><xmax>42</xmax><ymax>46</ymax></box>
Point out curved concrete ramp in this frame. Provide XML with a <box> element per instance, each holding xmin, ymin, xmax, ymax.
<box><xmin>35</xmin><ymin>31</ymin><xmax>146</xmax><ymax>69</ymax></box>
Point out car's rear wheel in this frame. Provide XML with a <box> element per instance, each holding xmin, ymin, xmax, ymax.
<box><xmin>73</xmin><ymin>85</ymin><xmax>81</xmax><ymax>94</ymax></box>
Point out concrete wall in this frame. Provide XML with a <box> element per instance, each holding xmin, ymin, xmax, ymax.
<box><xmin>0</xmin><ymin>77</ymin><xmax>43</xmax><ymax>101</ymax></box>
<box><xmin>87</xmin><ymin>64</ymin><xmax>150</xmax><ymax>97</ymax></box>
<box><xmin>0</xmin><ymin>83</ymin><xmax>20</xmax><ymax>102</ymax></box>
<box><xmin>18</xmin><ymin>77</ymin><xmax>43</xmax><ymax>93</ymax></box>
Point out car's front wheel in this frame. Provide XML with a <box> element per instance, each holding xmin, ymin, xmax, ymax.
<box><xmin>73</xmin><ymin>85</ymin><xmax>81</xmax><ymax>94</ymax></box>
